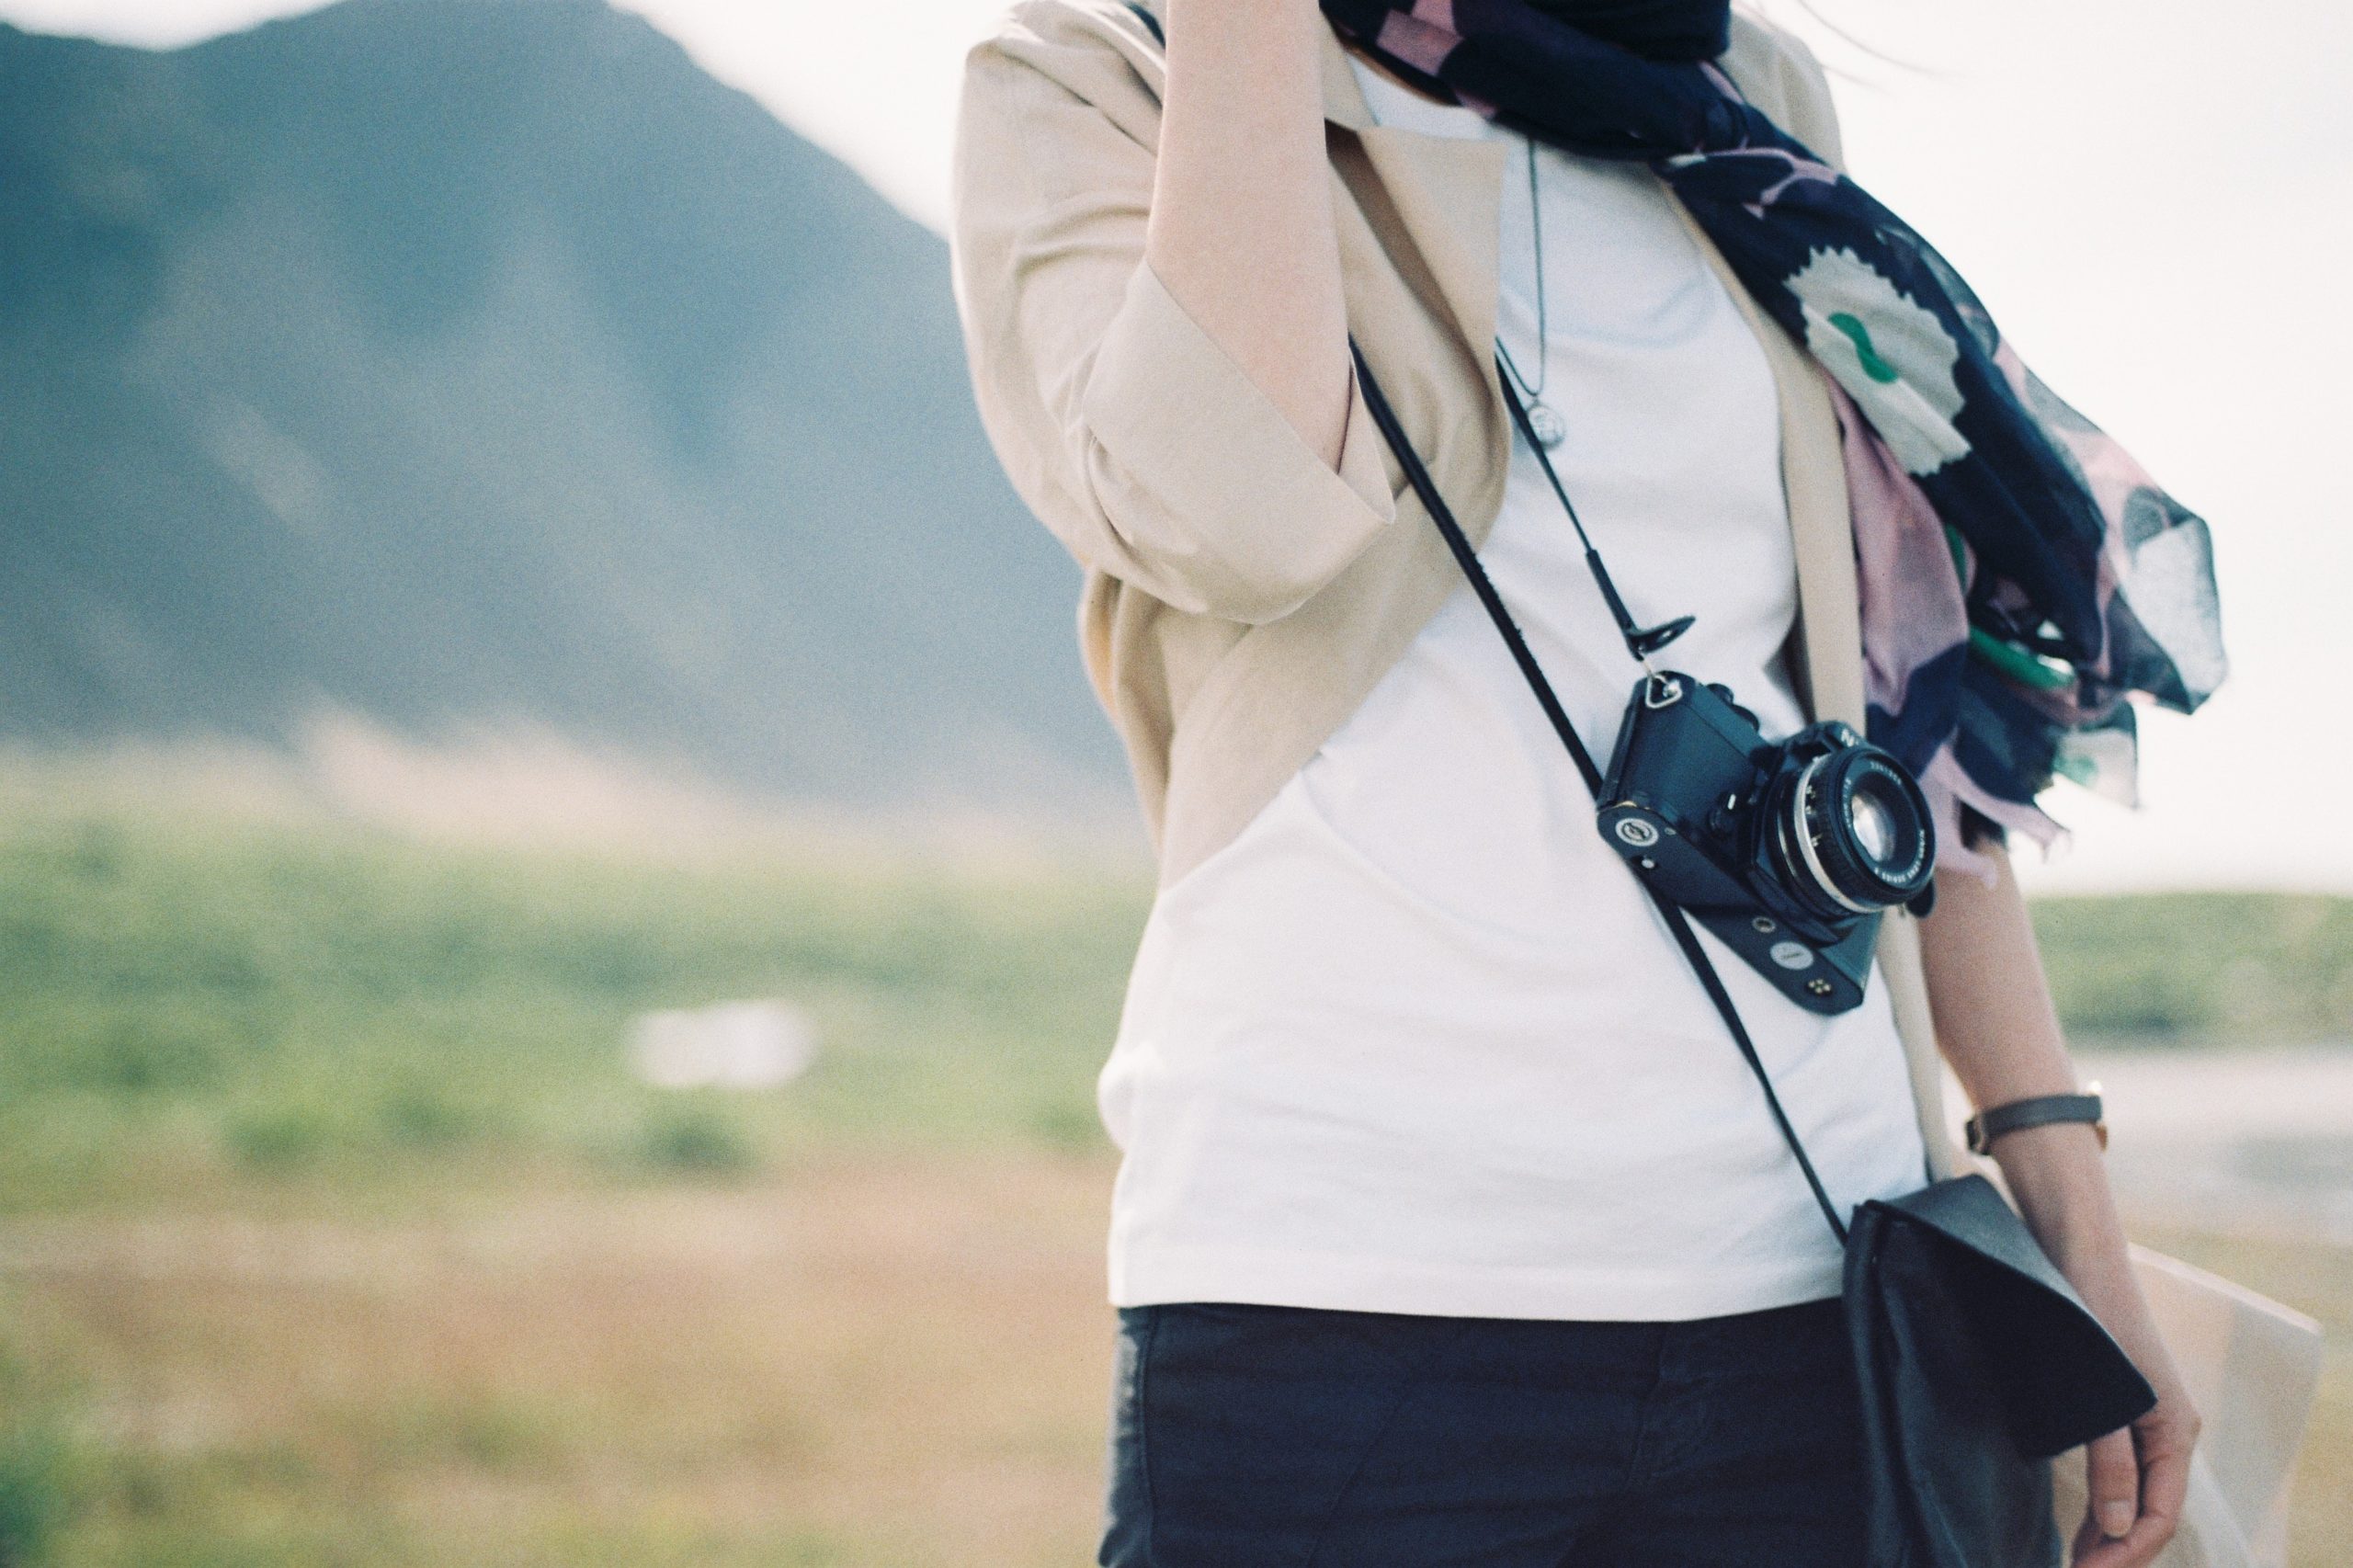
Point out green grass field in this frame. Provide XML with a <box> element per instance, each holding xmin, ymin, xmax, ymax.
<box><xmin>0</xmin><ymin>800</ymin><xmax>2345</xmax><ymax>1565</ymax></box>
<box><xmin>0</xmin><ymin>806</ymin><xmax>1148</xmax><ymax>1214</ymax></box>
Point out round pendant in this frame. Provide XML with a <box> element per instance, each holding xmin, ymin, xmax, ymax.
<box><xmin>1525</xmin><ymin>400</ymin><xmax>1567</xmax><ymax>449</ymax></box>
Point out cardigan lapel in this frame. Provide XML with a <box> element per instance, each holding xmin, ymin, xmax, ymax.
<box><xmin>1317</xmin><ymin>27</ymin><xmax>1513</xmax><ymax>551</ymax></box>
<box><xmin>1317</xmin><ymin>13</ymin><xmax>1376</xmax><ymax>130</ymax></box>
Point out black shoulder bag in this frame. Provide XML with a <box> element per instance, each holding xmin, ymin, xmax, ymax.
<box><xmin>1346</xmin><ymin>337</ymin><xmax>2157</xmax><ymax>1567</ymax></box>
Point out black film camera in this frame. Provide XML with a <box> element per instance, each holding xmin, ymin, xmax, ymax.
<box><xmin>1596</xmin><ymin>671</ymin><xmax>1938</xmax><ymax>1015</ymax></box>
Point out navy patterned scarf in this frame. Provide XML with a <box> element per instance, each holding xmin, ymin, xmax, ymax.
<box><xmin>1515</xmin><ymin>0</ymin><xmax>1729</xmax><ymax>61</ymax></box>
<box><xmin>1323</xmin><ymin>0</ymin><xmax>2225</xmax><ymax>873</ymax></box>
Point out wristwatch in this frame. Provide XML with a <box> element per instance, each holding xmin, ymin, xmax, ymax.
<box><xmin>1963</xmin><ymin>1084</ymin><xmax>2107</xmax><ymax>1155</ymax></box>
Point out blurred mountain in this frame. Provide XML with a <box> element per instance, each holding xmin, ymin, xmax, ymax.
<box><xmin>0</xmin><ymin>0</ymin><xmax>1127</xmax><ymax>816</ymax></box>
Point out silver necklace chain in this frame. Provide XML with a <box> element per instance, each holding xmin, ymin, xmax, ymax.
<box><xmin>1351</xmin><ymin>69</ymin><xmax>1563</xmax><ymax>450</ymax></box>
<box><xmin>1495</xmin><ymin>135</ymin><xmax>1567</xmax><ymax>449</ymax></box>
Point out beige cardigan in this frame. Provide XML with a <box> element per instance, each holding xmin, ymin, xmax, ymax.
<box><xmin>949</xmin><ymin>0</ymin><xmax>1961</xmax><ymax>1179</ymax></box>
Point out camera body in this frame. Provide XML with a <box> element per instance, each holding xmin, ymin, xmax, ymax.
<box><xmin>1596</xmin><ymin>671</ymin><xmax>1936</xmax><ymax>1015</ymax></box>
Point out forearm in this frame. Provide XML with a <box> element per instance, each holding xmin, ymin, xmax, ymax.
<box><xmin>1148</xmin><ymin>0</ymin><xmax>1351</xmax><ymax>468</ymax></box>
<box><xmin>1918</xmin><ymin>838</ymin><xmax>2200</xmax><ymax>1557</ymax></box>
<box><xmin>1915</xmin><ymin>839</ymin><xmax>2120</xmax><ymax>1269</ymax></box>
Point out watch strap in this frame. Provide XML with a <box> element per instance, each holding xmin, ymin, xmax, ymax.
<box><xmin>1964</xmin><ymin>1087</ymin><xmax>2107</xmax><ymax>1154</ymax></box>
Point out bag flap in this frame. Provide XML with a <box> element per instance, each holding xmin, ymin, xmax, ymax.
<box><xmin>1879</xmin><ymin>1173</ymin><xmax>2081</xmax><ymax>1298</ymax></box>
<box><xmin>1853</xmin><ymin>1175</ymin><xmax>2157</xmax><ymax>1460</ymax></box>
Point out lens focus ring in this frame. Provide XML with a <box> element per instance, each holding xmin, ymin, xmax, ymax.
<box><xmin>1805</xmin><ymin>750</ymin><xmax>1934</xmax><ymax>910</ymax></box>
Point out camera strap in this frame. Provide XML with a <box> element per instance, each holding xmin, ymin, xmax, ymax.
<box><xmin>1346</xmin><ymin>337</ymin><xmax>1849</xmax><ymax>1246</ymax></box>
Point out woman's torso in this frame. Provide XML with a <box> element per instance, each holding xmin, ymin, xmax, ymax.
<box><xmin>1097</xmin><ymin>49</ymin><xmax>1927</xmax><ymax>1321</ymax></box>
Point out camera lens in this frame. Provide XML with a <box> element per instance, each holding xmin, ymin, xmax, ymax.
<box><xmin>1768</xmin><ymin>745</ymin><xmax>1936</xmax><ymax>917</ymax></box>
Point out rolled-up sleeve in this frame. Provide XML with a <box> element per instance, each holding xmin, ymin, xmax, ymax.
<box><xmin>949</xmin><ymin>13</ymin><xmax>1398</xmax><ymax>625</ymax></box>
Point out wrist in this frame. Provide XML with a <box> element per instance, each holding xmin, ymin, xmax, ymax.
<box><xmin>1989</xmin><ymin>1122</ymin><xmax>2125</xmax><ymax>1271</ymax></box>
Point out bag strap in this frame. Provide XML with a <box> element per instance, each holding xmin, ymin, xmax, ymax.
<box><xmin>1346</xmin><ymin>337</ymin><xmax>1850</xmax><ymax>1246</ymax></box>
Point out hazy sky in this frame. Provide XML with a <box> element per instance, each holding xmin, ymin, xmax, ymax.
<box><xmin>6</xmin><ymin>0</ymin><xmax>2347</xmax><ymax>892</ymax></box>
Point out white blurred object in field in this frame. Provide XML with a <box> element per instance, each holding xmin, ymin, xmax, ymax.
<box><xmin>629</xmin><ymin>1001</ymin><xmax>816</xmax><ymax>1089</ymax></box>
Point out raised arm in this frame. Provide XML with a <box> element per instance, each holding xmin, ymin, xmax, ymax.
<box><xmin>1147</xmin><ymin>0</ymin><xmax>1352</xmax><ymax>469</ymax></box>
<box><xmin>949</xmin><ymin>0</ymin><xmax>1396</xmax><ymax>625</ymax></box>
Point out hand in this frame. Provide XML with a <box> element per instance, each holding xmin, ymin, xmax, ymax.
<box><xmin>1991</xmin><ymin>1123</ymin><xmax>2203</xmax><ymax>1568</ymax></box>
<box><xmin>2070</xmin><ymin>1374</ymin><xmax>2200</xmax><ymax>1568</ymax></box>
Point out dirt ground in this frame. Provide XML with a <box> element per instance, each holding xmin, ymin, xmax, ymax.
<box><xmin>2</xmin><ymin>1153</ymin><xmax>2344</xmax><ymax>1567</ymax></box>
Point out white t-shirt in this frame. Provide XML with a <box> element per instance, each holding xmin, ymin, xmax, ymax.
<box><xmin>1095</xmin><ymin>52</ymin><xmax>1927</xmax><ymax>1322</ymax></box>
